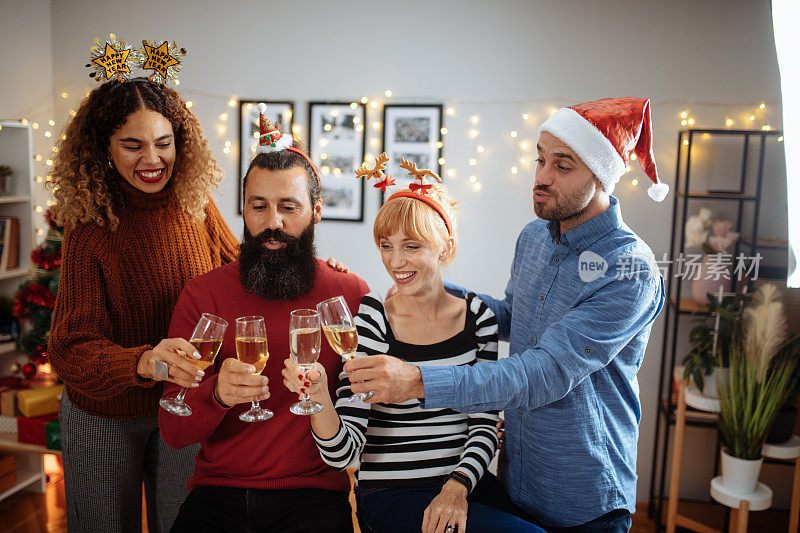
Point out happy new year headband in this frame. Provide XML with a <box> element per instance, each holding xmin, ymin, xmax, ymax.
<box><xmin>255</xmin><ymin>103</ymin><xmax>320</xmax><ymax>187</ymax></box>
<box><xmin>356</xmin><ymin>153</ymin><xmax>452</xmax><ymax>236</ymax></box>
<box><xmin>86</xmin><ymin>34</ymin><xmax>186</xmax><ymax>85</ymax></box>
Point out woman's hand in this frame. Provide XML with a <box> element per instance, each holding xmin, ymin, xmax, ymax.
<box><xmin>422</xmin><ymin>479</ymin><xmax>468</xmax><ymax>533</ymax></box>
<box><xmin>325</xmin><ymin>257</ymin><xmax>349</xmax><ymax>273</ymax></box>
<box><xmin>282</xmin><ymin>358</ymin><xmax>328</xmax><ymax>402</ymax></box>
<box><xmin>496</xmin><ymin>418</ymin><xmax>505</xmax><ymax>450</ymax></box>
<box><xmin>137</xmin><ymin>338</ymin><xmax>204</xmax><ymax>388</ymax></box>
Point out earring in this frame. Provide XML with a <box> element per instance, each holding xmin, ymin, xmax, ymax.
<box><xmin>108</xmin><ymin>158</ymin><xmax>114</xmax><ymax>169</ymax></box>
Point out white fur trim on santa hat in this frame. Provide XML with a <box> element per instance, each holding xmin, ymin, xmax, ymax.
<box><xmin>648</xmin><ymin>181</ymin><xmax>669</xmax><ymax>202</ymax></box>
<box><xmin>538</xmin><ymin>107</ymin><xmax>626</xmax><ymax>195</ymax></box>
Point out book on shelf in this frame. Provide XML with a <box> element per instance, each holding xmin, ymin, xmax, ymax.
<box><xmin>0</xmin><ymin>216</ymin><xmax>19</xmax><ymax>272</ymax></box>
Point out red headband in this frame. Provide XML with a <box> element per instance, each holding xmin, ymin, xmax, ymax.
<box><xmin>286</xmin><ymin>146</ymin><xmax>320</xmax><ymax>188</ymax></box>
<box><xmin>385</xmin><ymin>190</ymin><xmax>453</xmax><ymax>236</ymax></box>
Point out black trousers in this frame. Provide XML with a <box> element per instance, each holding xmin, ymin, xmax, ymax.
<box><xmin>170</xmin><ymin>485</ymin><xmax>354</xmax><ymax>533</ymax></box>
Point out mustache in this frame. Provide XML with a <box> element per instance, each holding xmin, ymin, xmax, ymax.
<box><xmin>248</xmin><ymin>227</ymin><xmax>299</xmax><ymax>245</ymax></box>
<box><xmin>534</xmin><ymin>185</ymin><xmax>554</xmax><ymax>194</ymax></box>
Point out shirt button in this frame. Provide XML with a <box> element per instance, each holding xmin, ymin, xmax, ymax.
<box><xmin>585</xmin><ymin>347</ymin><xmax>592</xmax><ymax>354</ymax></box>
<box><xmin>518</xmin><ymin>413</ymin><xmax>522</xmax><ymax>419</ymax></box>
<box><xmin>515</xmin><ymin>449</ymin><xmax>520</xmax><ymax>455</ymax></box>
<box><xmin>539</xmin><ymin>295</ymin><xmax>544</xmax><ymax>301</ymax></box>
<box><xmin>553</xmin><ymin>257</ymin><xmax>559</xmax><ymax>263</ymax></box>
<box><xmin>529</xmin><ymin>336</ymin><xmax>535</xmax><ymax>342</ymax></box>
<box><xmin>575</xmin><ymin>247</ymin><xmax>581</xmax><ymax>252</ymax></box>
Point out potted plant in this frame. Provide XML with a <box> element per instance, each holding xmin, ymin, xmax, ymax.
<box><xmin>716</xmin><ymin>284</ymin><xmax>800</xmax><ymax>493</ymax></box>
<box><xmin>684</xmin><ymin>207</ymin><xmax>740</xmax><ymax>304</ymax></box>
<box><xmin>682</xmin><ymin>292</ymin><xmax>747</xmax><ymax>396</ymax></box>
<box><xmin>0</xmin><ymin>164</ymin><xmax>12</xmax><ymax>195</ymax></box>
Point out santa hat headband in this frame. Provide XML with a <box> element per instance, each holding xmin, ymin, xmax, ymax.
<box><xmin>355</xmin><ymin>153</ymin><xmax>452</xmax><ymax>236</ymax></box>
<box><xmin>255</xmin><ymin>103</ymin><xmax>320</xmax><ymax>186</ymax></box>
<box><xmin>538</xmin><ymin>97</ymin><xmax>669</xmax><ymax>202</ymax></box>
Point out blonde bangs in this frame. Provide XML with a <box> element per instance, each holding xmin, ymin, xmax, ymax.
<box><xmin>373</xmin><ymin>195</ymin><xmax>448</xmax><ymax>249</ymax></box>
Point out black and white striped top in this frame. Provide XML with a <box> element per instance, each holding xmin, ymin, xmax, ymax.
<box><xmin>312</xmin><ymin>292</ymin><xmax>500</xmax><ymax>492</ymax></box>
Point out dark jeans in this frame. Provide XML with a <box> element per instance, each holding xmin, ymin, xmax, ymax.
<box><xmin>509</xmin><ymin>507</ymin><xmax>631</xmax><ymax>533</ymax></box>
<box><xmin>355</xmin><ymin>473</ymin><xmax>545</xmax><ymax>533</ymax></box>
<box><xmin>170</xmin><ymin>484</ymin><xmax>354</xmax><ymax>533</ymax></box>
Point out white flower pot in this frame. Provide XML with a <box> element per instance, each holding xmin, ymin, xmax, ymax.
<box><xmin>720</xmin><ymin>448</ymin><xmax>762</xmax><ymax>494</ymax></box>
<box><xmin>701</xmin><ymin>367</ymin><xmax>729</xmax><ymax>399</ymax></box>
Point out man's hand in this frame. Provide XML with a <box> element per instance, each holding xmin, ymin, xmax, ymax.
<box><xmin>344</xmin><ymin>354</ymin><xmax>424</xmax><ymax>404</ymax></box>
<box><xmin>214</xmin><ymin>358</ymin><xmax>270</xmax><ymax>408</ymax></box>
<box><xmin>422</xmin><ymin>479</ymin><xmax>468</xmax><ymax>533</ymax></box>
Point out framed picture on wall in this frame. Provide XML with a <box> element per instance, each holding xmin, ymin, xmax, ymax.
<box><xmin>238</xmin><ymin>100</ymin><xmax>294</xmax><ymax>213</ymax></box>
<box><xmin>308</xmin><ymin>101</ymin><xmax>366</xmax><ymax>222</ymax></box>
<box><xmin>381</xmin><ymin>104</ymin><xmax>443</xmax><ymax>203</ymax></box>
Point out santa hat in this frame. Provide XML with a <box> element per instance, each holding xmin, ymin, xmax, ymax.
<box><xmin>256</xmin><ymin>103</ymin><xmax>293</xmax><ymax>153</ymax></box>
<box><xmin>538</xmin><ymin>97</ymin><xmax>669</xmax><ymax>202</ymax></box>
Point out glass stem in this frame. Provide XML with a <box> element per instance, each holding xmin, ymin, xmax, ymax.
<box><xmin>251</xmin><ymin>400</ymin><xmax>259</xmax><ymax>409</ymax></box>
<box><xmin>176</xmin><ymin>387</ymin><xmax>187</xmax><ymax>405</ymax></box>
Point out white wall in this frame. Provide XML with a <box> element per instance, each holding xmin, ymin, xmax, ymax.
<box><xmin>3</xmin><ymin>0</ymin><xmax>787</xmax><ymax>505</ymax></box>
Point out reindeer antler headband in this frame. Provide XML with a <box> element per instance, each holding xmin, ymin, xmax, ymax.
<box><xmin>356</xmin><ymin>153</ymin><xmax>451</xmax><ymax>235</ymax></box>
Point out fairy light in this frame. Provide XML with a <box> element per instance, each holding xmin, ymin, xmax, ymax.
<box><xmin>473</xmin><ymin>182</ymin><xmax>482</xmax><ymax>191</ymax></box>
<box><xmin>519</xmin><ymin>140</ymin><xmax>531</xmax><ymax>151</ymax></box>
<box><xmin>47</xmin><ymin>200</ymin><xmax>55</xmax><ymax>207</ymax></box>
<box><xmin>356</xmin><ymin>124</ymin><xmax>364</xmax><ymax>132</ymax></box>
<box><xmin>48</xmin><ymin>120</ymin><xmax>55</xmax><ymax>126</ymax></box>
<box><xmin>469</xmin><ymin>175</ymin><xmax>477</xmax><ymax>183</ymax></box>
<box><xmin>522</xmin><ymin>113</ymin><xmax>530</xmax><ymax>120</ymax></box>
<box><xmin>370</xmin><ymin>101</ymin><xmax>378</xmax><ymax>109</ymax></box>
<box><xmin>320</xmin><ymin>153</ymin><xmax>328</xmax><ymax>160</ymax></box>
<box><xmin>20</xmin><ymin>119</ymin><xmax>28</xmax><ymax>125</ymax></box>
<box><xmin>353</xmin><ymin>116</ymin><xmax>361</xmax><ymax>125</ymax></box>
<box><xmin>762</xmin><ymin>125</ymin><xmax>773</xmax><ymax>131</ymax></box>
<box><xmin>759</xmin><ymin>102</ymin><xmax>766</xmax><ymax>110</ymax></box>
<box><xmin>46</xmin><ymin>159</ymin><xmax>53</xmax><ymax>166</ymax></box>
<box><xmin>520</xmin><ymin>157</ymin><xmax>528</xmax><ymax>165</ymax></box>
<box><xmin>85</xmin><ymin>91</ymin><xmax>91</xmax><ymax>97</ymax></box>
<box><xmin>321</xmin><ymin>166</ymin><xmax>330</xmax><ymax>175</ymax></box>
<box><xmin>631</xmin><ymin>178</ymin><xmax>639</xmax><ymax>186</ymax></box>
<box><xmin>361</xmin><ymin>97</ymin><xmax>368</xmax><ymax>104</ymax></box>
<box><xmin>446</xmin><ymin>107</ymin><xmax>455</xmax><ymax>116</ymax></box>
<box><xmin>476</xmin><ymin>145</ymin><xmax>484</xmax><ymax>153</ymax></box>
<box><xmin>625</xmin><ymin>165</ymin><xmax>632</xmax><ymax>173</ymax></box>
<box><xmin>726</xmin><ymin>119</ymin><xmax>734</xmax><ymax>126</ymax></box>
<box><xmin>174</xmin><ymin>80</ymin><xmax>180</xmax><ymax>86</ymax></box>
<box><xmin>292</xmin><ymin>124</ymin><xmax>301</xmax><ymax>134</ymax></box>
<box><xmin>324</xmin><ymin>124</ymin><xmax>332</xmax><ymax>131</ymax></box>
<box><xmin>749</xmin><ymin>115</ymin><xmax>755</xmax><ymax>121</ymax></box>
<box><xmin>61</xmin><ymin>92</ymin><xmax>69</xmax><ymax>99</ymax></box>
<box><xmin>681</xmin><ymin>119</ymin><xmax>688</xmax><ymax>126</ymax></box>
<box><xmin>468</xmin><ymin>129</ymin><xmax>479</xmax><ymax>138</ymax></box>
<box><xmin>384</xmin><ymin>89</ymin><xmax>392</xmax><ymax>98</ymax></box>
<box><xmin>44</xmin><ymin>131</ymin><xmax>51</xmax><ymax>138</ymax></box>
<box><xmin>630</xmin><ymin>153</ymin><xmax>637</xmax><ymax>160</ymax></box>
<box><xmin>687</xmin><ymin>118</ymin><xmax>695</xmax><ymax>125</ymax></box>
<box><xmin>435</xmin><ymin>141</ymin><xmax>443</xmax><ymax>149</ymax></box>
<box><xmin>220</xmin><ymin>113</ymin><xmax>228</xmax><ymax>121</ymax></box>
<box><xmin>778</xmin><ymin>136</ymin><xmax>784</xmax><ymax>142</ymax></box>
<box><xmin>680</xmin><ymin>111</ymin><xmax>688</xmax><ymax>119</ymax></box>
<box><xmin>320</xmin><ymin>138</ymin><xmax>329</xmax><ymax>147</ymax></box>
<box><xmin>372</xmin><ymin>121</ymin><xmax>381</xmax><ymax>129</ymax></box>
<box><xmin>369</xmin><ymin>138</ymin><xmax>379</xmax><ymax>147</ymax></box>
<box><xmin>228</xmin><ymin>98</ymin><xmax>237</xmax><ymax>107</ymax></box>
<box><xmin>61</xmin><ymin>134</ymin><xmax>66</xmax><ymax>140</ymax></box>
<box><xmin>32</xmin><ymin>122</ymin><xmax>39</xmax><ymax>129</ymax></box>
<box><xmin>510</xmin><ymin>130</ymin><xmax>518</xmax><ymax>138</ymax></box>
<box><xmin>34</xmin><ymin>154</ymin><xmax>42</xmax><ymax>161</ymax></box>
<box><xmin>441</xmin><ymin>127</ymin><xmax>448</xmax><ymax>135</ymax></box>
<box><xmin>683</xmin><ymin>139</ymin><xmax>689</xmax><ymax>146</ymax></box>
<box><xmin>470</xmin><ymin>115</ymin><xmax>480</xmax><ymax>125</ymax></box>
<box><xmin>333</xmin><ymin>168</ymin><xmax>342</xmax><ymax>175</ymax></box>
<box><xmin>35</xmin><ymin>205</ymin><xmax>43</xmax><ymax>213</ymax></box>
<box><xmin>330</xmin><ymin>109</ymin><xmax>339</xmax><ymax>118</ymax></box>
<box><xmin>446</xmin><ymin>169</ymin><xmax>456</xmax><ymax>177</ymax></box>
<box><xmin>438</xmin><ymin>157</ymin><xmax>446</xmax><ymax>165</ymax></box>
<box><xmin>245</xmin><ymin>103</ymin><xmax>253</xmax><ymax>110</ymax></box>
<box><xmin>469</xmin><ymin>158</ymin><xmax>477</xmax><ymax>166</ymax></box>
<box><xmin>35</xmin><ymin>176</ymin><xmax>43</xmax><ymax>183</ymax></box>
<box><xmin>511</xmin><ymin>166</ymin><xmax>518</xmax><ymax>174</ymax></box>
<box><xmin>36</xmin><ymin>228</ymin><xmax>44</xmax><ymax>236</ymax></box>
<box><xmin>185</xmin><ymin>101</ymin><xmax>193</xmax><ymax>108</ymax></box>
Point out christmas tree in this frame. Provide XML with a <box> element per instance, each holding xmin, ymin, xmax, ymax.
<box><xmin>12</xmin><ymin>209</ymin><xmax>62</xmax><ymax>379</ymax></box>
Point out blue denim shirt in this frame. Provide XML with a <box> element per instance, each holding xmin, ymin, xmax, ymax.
<box><xmin>421</xmin><ymin>197</ymin><xmax>665</xmax><ymax>527</ymax></box>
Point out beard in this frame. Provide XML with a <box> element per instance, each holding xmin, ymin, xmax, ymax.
<box><xmin>532</xmin><ymin>178</ymin><xmax>596</xmax><ymax>222</ymax></box>
<box><xmin>238</xmin><ymin>221</ymin><xmax>317</xmax><ymax>301</ymax></box>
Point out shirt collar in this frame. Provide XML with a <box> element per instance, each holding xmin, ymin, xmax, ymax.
<box><xmin>546</xmin><ymin>196</ymin><xmax>624</xmax><ymax>250</ymax></box>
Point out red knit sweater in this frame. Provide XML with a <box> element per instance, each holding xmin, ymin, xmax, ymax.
<box><xmin>48</xmin><ymin>182</ymin><xmax>239</xmax><ymax>418</ymax></box>
<box><xmin>159</xmin><ymin>260</ymin><xmax>369</xmax><ymax>493</ymax></box>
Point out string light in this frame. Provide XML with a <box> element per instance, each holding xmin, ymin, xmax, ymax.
<box><xmin>548</xmin><ymin>107</ymin><xmax>558</xmax><ymax>116</ymax></box>
<box><xmin>778</xmin><ymin>136</ymin><xmax>784</xmax><ymax>142</ymax></box>
<box><xmin>353</xmin><ymin>116</ymin><xmax>361</xmax><ymax>124</ymax></box>
<box><xmin>185</xmin><ymin>101</ymin><xmax>193</xmax><ymax>108</ymax></box>
<box><xmin>469</xmin><ymin>158</ymin><xmax>477</xmax><ymax>166</ymax></box>
<box><xmin>630</xmin><ymin>153</ymin><xmax>637</xmax><ymax>161</ymax></box>
<box><xmin>330</xmin><ymin>109</ymin><xmax>339</xmax><ymax>117</ymax></box>
<box><xmin>384</xmin><ymin>89</ymin><xmax>392</xmax><ymax>98</ymax></box>
<box><xmin>447</xmin><ymin>169</ymin><xmax>456</xmax><ymax>177</ymax></box>
<box><xmin>522</xmin><ymin>113</ymin><xmax>530</xmax><ymax>120</ymax></box>
<box><xmin>473</xmin><ymin>182</ymin><xmax>482</xmax><ymax>191</ymax></box>
<box><xmin>625</xmin><ymin>165</ymin><xmax>632</xmax><ymax>173</ymax></box>
<box><xmin>759</xmin><ymin>102</ymin><xmax>766</xmax><ymax>110</ymax></box>
<box><xmin>292</xmin><ymin>124</ymin><xmax>301</xmax><ymax>134</ymax></box>
<box><xmin>370</xmin><ymin>101</ymin><xmax>378</xmax><ymax>109</ymax></box>
<box><xmin>681</xmin><ymin>119</ymin><xmax>688</xmax><ymax>126</ymax></box>
<box><xmin>762</xmin><ymin>125</ymin><xmax>772</xmax><ymax>131</ymax></box>
<box><xmin>60</xmin><ymin>92</ymin><xmax>69</xmax><ymax>99</ymax></box>
<box><xmin>44</xmin><ymin>131</ymin><xmax>51</xmax><ymax>137</ymax></box>
<box><xmin>220</xmin><ymin>113</ymin><xmax>228</xmax><ymax>121</ymax></box>
<box><xmin>321</xmin><ymin>166</ymin><xmax>330</xmax><ymax>175</ymax></box>
<box><xmin>469</xmin><ymin>175</ymin><xmax>477</xmax><ymax>183</ymax></box>
<box><xmin>519</xmin><ymin>140</ymin><xmax>531</xmax><ymax>151</ymax></box>
<box><xmin>511</xmin><ymin>166</ymin><xmax>518</xmax><ymax>174</ymax></box>
<box><xmin>324</xmin><ymin>124</ymin><xmax>332</xmax><ymax>131</ymax></box>
<box><xmin>20</xmin><ymin>119</ymin><xmax>28</xmax><ymax>125</ymax></box>
<box><xmin>35</xmin><ymin>205</ymin><xmax>43</xmax><ymax>213</ymax></box>
<box><xmin>350</xmin><ymin>102</ymin><xmax>357</xmax><ymax>109</ymax></box>
<box><xmin>35</xmin><ymin>176</ymin><xmax>43</xmax><ymax>183</ymax></box>
<box><xmin>520</xmin><ymin>157</ymin><xmax>528</xmax><ymax>165</ymax></box>
<box><xmin>510</xmin><ymin>130</ymin><xmax>518</xmax><ymax>138</ymax></box>
<box><xmin>320</xmin><ymin>153</ymin><xmax>328</xmax><ymax>160</ymax></box>
<box><xmin>320</xmin><ymin>138</ymin><xmax>329</xmax><ymax>147</ymax></box>
<box><xmin>470</xmin><ymin>115</ymin><xmax>480</xmax><ymax>124</ymax></box>
<box><xmin>356</xmin><ymin>124</ymin><xmax>364</xmax><ymax>132</ymax></box>
<box><xmin>749</xmin><ymin>115</ymin><xmax>755</xmax><ymax>121</ymax></box>
<box><xmin>680</xmin><ymin>111</ymin><xmax>688</xmax><ymax>119</ymax></box>
<box><xmin>446</xmin><ymin>107</ymin><xmax>455</xmax><ymax>116</ymax></box>
<box><xmin>46</xmin><ymin>159</ymin><xmax>53</xmax><ymax>166</ymax></box>
<box><xmin>369</xmin><ymin>138</ymin><xmax>379</xmax><ymax>147</ymax></box>
<box><xmin>468</xmin><ymin>129</ymin><xmax>479</xmax><ymax>138</ymax></box>
<box><xmin>372</xmin><ymin>121</ymin><xmax>381</xmax><ymax>129</ymax></box>
<box><xmin>438</xmin><ymin>157</ymin><xmax>446</xmax><ymax>165</ymax></box>
<box><xmin>435</xmin><ymin>141</ymin><xmax>443</xmax><ymax>149</ymax></box>
<box><xmin>34</xmin><ymin>154</ymin><xmax>42</xmax><ymax>161</ymax></box>
<box><xmin>631</xmin><ymin>178</ymin><xmax>639</xmax><ymax>186</ymax></box>
<box><xmin>683</xmin><ymin>139</ymin><xmax>689</xmax><ymax>146</ymax></box>
<box><xmin>228</xmin><ymin>98</ymin><xmax>237</xmax><ymax>107</ymax></box>
<box><xmin>32</xmin><ymin>122</ymin><xmax>39</xmax><ymax>129</ymax></box>
<box><xmin>333</xmin><ymin>168</ymin><xmax>342</xmax><ymax>175</ymax></box>
<box><xmin>245</xmin><ymin>103</ymin><xmax>253</xmax><ymax>110</ymax></box>
<box><xmin>476</xmin><ymin>145</ymin><xmax>484</xmax><ymax>153</ymax></box>
<box><xmin>61</xmin><ymin>134</ymin><xmax>66</xmax><ymax>140</ymax></box>
<box><xmin>687</xmin><ymin>118</ymin><xmax>695</xmax><ymax>125</ymax></box>
<box><xmin>441</xmin><ymin>127</ymin><xmax>448</xmax><ymax>135</ymax></box>
<box><xmin>360</xmin><ymin>97</ymin><xmax>368</xmax><ymax>104</ymax></box>
<box><xmin>48</xmin><ymin>120</ymin><xmax>55</xmax><ymax>126</ymax></box>
<box><xmin>726</xmin><ymin>119</ymin><xmax>734</xmax><ymax>126</ymax></box>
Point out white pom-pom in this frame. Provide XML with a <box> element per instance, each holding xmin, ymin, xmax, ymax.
<box><xmin>647</xmin><ymin>181</ymin><xmax>669</xmax><ymax>202</ymax></box>
<box><xmin>257</xmin><ymin>103</ymin><xmax>267</xmax><ymax>113</ymax></box>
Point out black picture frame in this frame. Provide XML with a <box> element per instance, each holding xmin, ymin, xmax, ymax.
<box><xmin>381</xmin><ymin>104</ymin><xmax>444</xmax><ymax>203</ymax></box>
<box><xmin>238</xmin><ymin>100</ymin><xmax>294</xmax><ymax>214</ymax></box>
<box><xmin>308</xmin><ymin>101</ymin><xmax>366</xmax><ymax>222</ymax></box>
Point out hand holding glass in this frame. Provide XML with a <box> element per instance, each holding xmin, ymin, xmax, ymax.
<box><xmin>236</xmin><ymin>316</ymin><xmax>272</xmax><ymax>422</ymax></box>
<box><xmin>159</xmin><ymin>313</ymin><xmax>227</xmax><ymax>416</ymax></box>
<box><xmin>317</xmin><ymin>295</ymin><xmax>373</xmax><ymax>402</ymax></box>
<box><xmin>289</xmin><ymin>309</ymin><xmax>324</xmax><ymax>415</ymax></box>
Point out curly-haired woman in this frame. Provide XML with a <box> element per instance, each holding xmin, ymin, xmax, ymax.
<box><xmin>48</xmin><ymin>78</ymin><xmax>239</xmax><ymax>532</ymax></box>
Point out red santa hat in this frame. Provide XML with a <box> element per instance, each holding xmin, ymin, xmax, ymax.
<box><xmin>538</xmin><ymin>97</ymin><xmax>669</xmax><ymax>202</ymax></box>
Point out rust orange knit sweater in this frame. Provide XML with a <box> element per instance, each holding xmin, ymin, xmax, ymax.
<box><xmin>48</xmin><ymin>181</ymin><xmax>239</xmax><ymax>419</ymax></box>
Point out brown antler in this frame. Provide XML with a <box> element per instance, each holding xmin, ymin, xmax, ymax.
<box><xmin>355</xmin><ymin>152</ymin><xmax>390</xmax><ymax>180</ymax></box>
<box><xmin>399</xmin><ymin>158</ymin><xmax>442</xmax><ymax>182</ymax></box>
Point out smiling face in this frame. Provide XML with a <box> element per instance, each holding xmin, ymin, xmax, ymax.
<box><xmin>379</xmin><ymin>230</ymin><xmax>449</xmax><ymax>296</ymax></box>
<box><xmin>533</xmin><ymin>131</ymin><xmax>600</xmax><ymax>227</ymax></box>
<box><xmin>108</xmin><ymin>108</ymin><xmax>176</xmax><ymax>193</ymax></box>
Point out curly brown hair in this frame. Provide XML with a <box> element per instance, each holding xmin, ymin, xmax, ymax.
<box><xmin>49</xmin><ymin>79</ymin><xmax>223</xmax><ymax>230</ymax></box>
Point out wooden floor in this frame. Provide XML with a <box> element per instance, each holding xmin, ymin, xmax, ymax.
<box><xmin>0</xmin><ymin>458</ymin><xmax>792</xmax><ymax>532</ymax></box>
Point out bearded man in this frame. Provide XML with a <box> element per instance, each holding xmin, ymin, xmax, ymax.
<box><xmin>159</xmin><ymin>145</ymin><xmax>368</xmax><ymax>533</ymax></box>
<box><xmin>344</xmin><ymin>98</ymin><xmax>668</xmax><ymax>533</ymax></box>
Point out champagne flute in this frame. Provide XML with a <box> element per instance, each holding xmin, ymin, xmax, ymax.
<box><xmin>160</xmin><ymin>313</ymin><xmax>227</xmax><ymax>416</ymax></box>
<box><xmin>317</xmin><ymin>296</ymin><xmax>373</xmax><ymax>402</ymax></box>
<box><xmin>236</xmin><ymin>316</ymin><xmax>272</xmax><ymax>422</ymax></box>
<box><xmin>289</xmin><ymin>309</ymin><xmax>324</xmax><ymax>415</ymax></box>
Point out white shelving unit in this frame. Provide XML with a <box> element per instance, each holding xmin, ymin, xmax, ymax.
<box><xmin>0</xmin><ymin>120</ymin><xmax>46</xmax><ymax>501</ymax></box>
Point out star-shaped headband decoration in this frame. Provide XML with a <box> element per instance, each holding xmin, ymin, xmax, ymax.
<box><xmin>87</xmin><ymin>34</ymin><xmax>140</xmax><ymax>83</ymax></box>
<box><xmin>355</xmin><ymin>153</ymin><xmax>396</xmax><ymax>192</ymax></box>
<box><xmin>85</xmin><ymin>35</ymin><xmax>186</xmax><ymax>85</ymax></box>
<box><xmin>141</xmin><ymin>40</ymin><xmax>185</xmax><ymax>85</ymax></box>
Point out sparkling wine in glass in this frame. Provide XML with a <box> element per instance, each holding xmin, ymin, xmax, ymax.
<box><xmin>160</xmin><ymin>313</ymin><xmax>227</xmax><ymax>416</ymax></box>
<box><xmin>289</xmin><ymin>309</ymin><xmax>324</xmax><ymax>415</ymax></box>
<box><xmin>317</xmin><ymin>296</ymin><xmax>373</xmax><ymax>402</ymax></box>
<box><xmin>236</xmin><ymin>316</ymin><xmax>272</xmax><ymax>422</ymax></box>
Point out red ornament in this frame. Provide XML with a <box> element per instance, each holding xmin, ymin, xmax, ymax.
<box><xmin>21</xmin><ymin>363</ymin><xmax>37</xmax><ymax>379</ymax></box>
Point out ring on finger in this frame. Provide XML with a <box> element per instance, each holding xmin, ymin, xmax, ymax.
<box><xmin>154</xmin><ymin>359</ymin><xmax>170</xmax><ymax>380</ymax></box>
<box><xmin>445</xmin><ymin>526</ymin><xmax>455</xmax><ymax>531</ymax></box>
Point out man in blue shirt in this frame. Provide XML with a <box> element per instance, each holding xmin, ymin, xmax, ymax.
<box><xmin>346</xmin><ymin>98</ymin><xmax>668</xmax><ymax>532</ymax></box>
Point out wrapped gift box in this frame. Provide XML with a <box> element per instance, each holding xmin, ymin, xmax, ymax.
<box><xmin>16</xmin><ymin>385</ymin><xmax>63</xmax><ymax>418</ymax></box>
<box><xmin>0</xmin><ymin>453</ymin><xmax>16</xmax><ymax>493</ymax></box>
<box><xmin>45</xmin><ymin>419</ymin><xmax>60</xmax><ymax>451</ymax></box>
<box><xmin>17</xmin><ymin>414</ymin><xmax>56</xmax><ymax>446</ymax></box>
<box><xmin>0</xmin><ymin>415</ymin><xmax>17</xmax><ymax>434</ymax></box>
